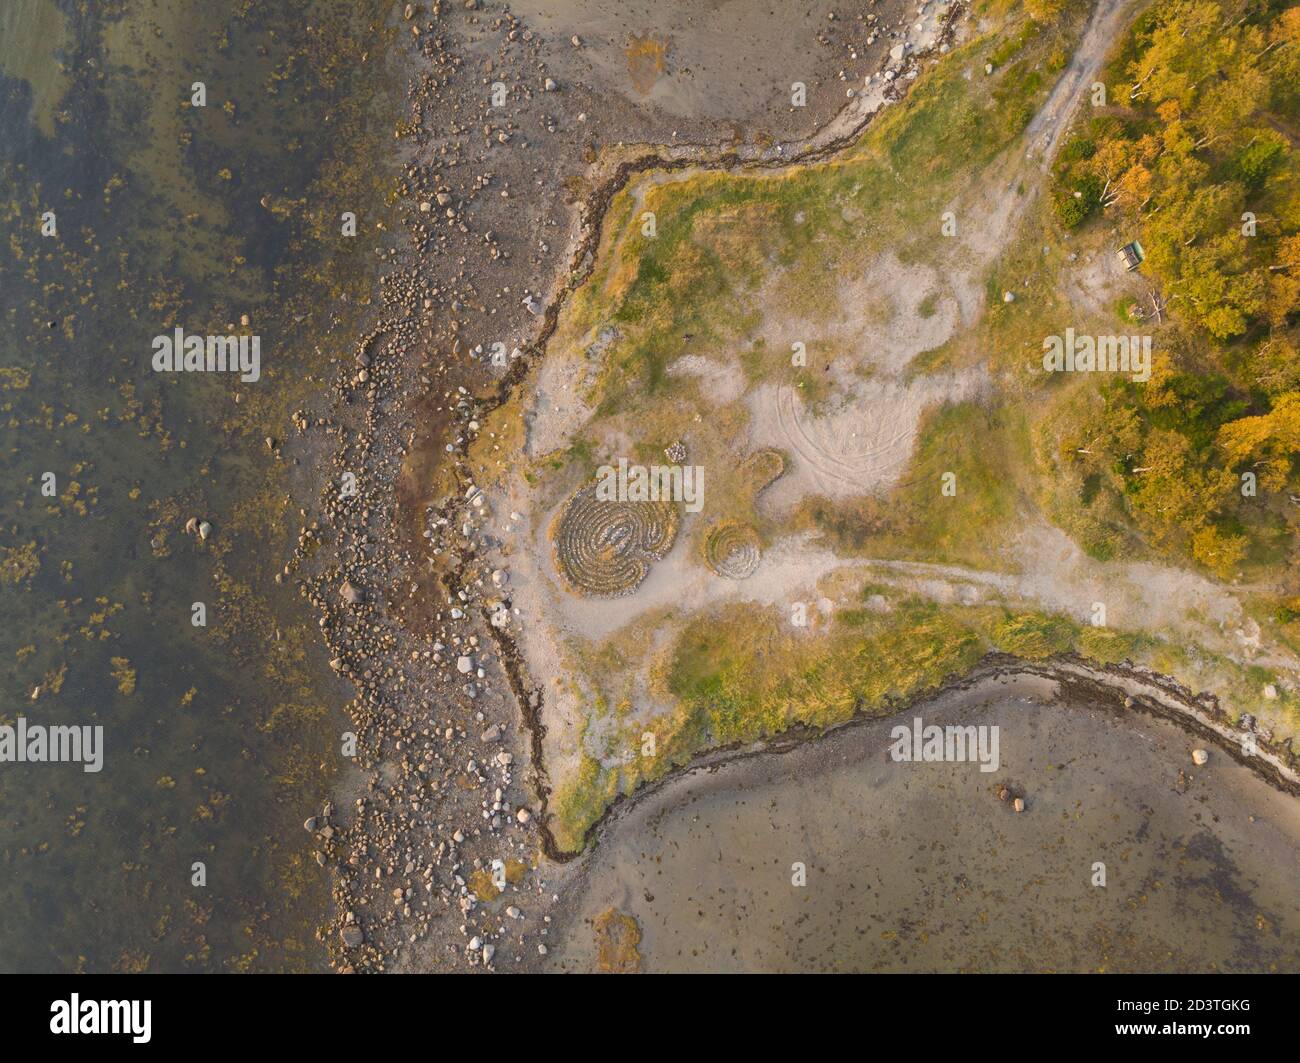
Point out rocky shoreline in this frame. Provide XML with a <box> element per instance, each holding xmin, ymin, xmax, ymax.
<box><xmin>277</xmin><ymin>0</ymin><xmax>934</xmax><ymax>972</ymax></box>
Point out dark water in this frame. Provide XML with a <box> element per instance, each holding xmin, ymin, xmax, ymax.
<box><xmin>0</xmin><ymin>0</ymin><xmax>397</xmax><ymax>972</ymax></box>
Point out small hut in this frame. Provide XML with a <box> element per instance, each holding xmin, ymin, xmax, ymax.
<box><xmin>1117</xmin><ymin>240</ymin><xmax>1145</xmax><ymax>272</ymax></box>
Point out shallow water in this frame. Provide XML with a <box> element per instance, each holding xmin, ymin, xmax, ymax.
<box><xmin>551</xmin><ymin>675</ymin><xmax>1300</xmax><ymax>972</ymax></box>
<box><xmin>0</xmin><ymin>0</ymin><xmax>394</xmax><ymax>972</ymax></box>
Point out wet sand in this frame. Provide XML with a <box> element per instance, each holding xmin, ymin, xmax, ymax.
<box><xmin>509</xmin><ymin>0</ymin><xmax>901</xmax><ymax>130</ymax></box>
<box><xmin>548</xmin><ymin>674</ymin><xmax>1300</xmax><ymax>972</ymax></box>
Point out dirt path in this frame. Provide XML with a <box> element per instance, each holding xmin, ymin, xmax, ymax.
<box><xmin>1025</xmin><ymin>0</ymin><xmax>1140</xmax><ymax>168</ymax></box>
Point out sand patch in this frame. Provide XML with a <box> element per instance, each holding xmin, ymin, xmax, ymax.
<box><xmin>763</xmin><ymin>251</ymin><xmax>965</xmax><ymax>377</ymax></box>
<box><xmin>525</xmin><ymin>326</ymin><xmax>617</xmax><ymax>458</ymax></box>
<box><xmin>749</xmin><ymin>369</ymin><xmax>987</xmax><ymax>514</ymax></box>
<box><xmin>666</xmin><ymin>353</ymin><xmax>748</xmax><ymax>405</ymax></box>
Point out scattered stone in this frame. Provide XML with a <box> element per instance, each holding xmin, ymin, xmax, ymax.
<box><xmin>279</xmin><ymin>0</ymin><xmax>974</xmax><ymax>977</ymax></box>
<box><xmin>1192</xmin><ymin>748</ymin><xmax>1209</xmax><ymax>766</ymax></box>
<box><xmin>1012</xmin><ymin>797</ymin><xmax>1025</xmax><ymax>813</ymax></box>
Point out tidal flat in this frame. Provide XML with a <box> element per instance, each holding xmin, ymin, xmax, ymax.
<box><xmin>548</xmin><ymin>673</ymin><xmax>1300</xmax><ymax>973</ymax></box>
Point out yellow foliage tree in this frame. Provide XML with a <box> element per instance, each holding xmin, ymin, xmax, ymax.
<box><xmin>1216</xmin><ymin>392</ymin><xmax>1300</xmax><ymax>490</ymax></box>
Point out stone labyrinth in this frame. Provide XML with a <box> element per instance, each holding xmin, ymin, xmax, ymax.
<box><xmin>552</xmin><ymin>484</ymin><xmax>681</xmax><ymax>597</ymax></box>
<box><xmin>703</xmin><ymin>521</ymin><xmax>762</xmax><ymax>579</ymax></box>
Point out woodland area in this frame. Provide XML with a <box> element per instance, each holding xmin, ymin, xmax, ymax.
<box><xmin>1047</xmin><ymin>1</ymin><xmax>1300</xmax><ymax>589</ymax></box>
